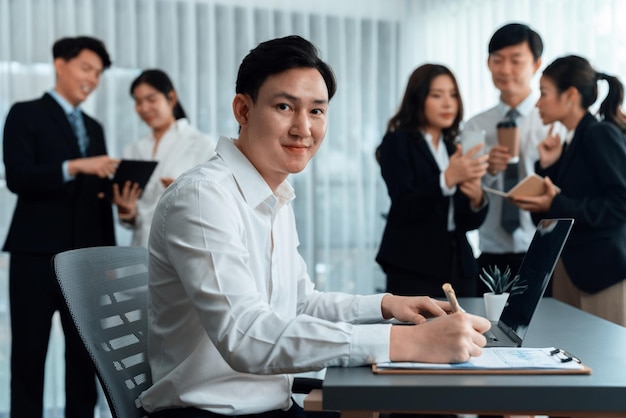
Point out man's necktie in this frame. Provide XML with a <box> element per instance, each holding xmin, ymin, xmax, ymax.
<box><xmin>499</xmin><ymin>108</ymin><xmax>520</xmax><ymax>234</ymax></box>
<box><xmin>68</xmin><ymin>108</ymin><xmax>89</xmax><ymax>156</ymax></box>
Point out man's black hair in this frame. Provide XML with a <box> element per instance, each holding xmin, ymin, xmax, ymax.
<box><xmin>52</xmin><ymin>36</ymin><xmax>112</xmax><ymax>69</ymax></box>
<box><xmin>488</xmin><ymin>23</ymin><xmax>543</xmax><ymax>61</ymax></box>
<box><xmin>236</xmin><ymin>35</ymin><xmax>336</xmax><ymax>102</ymax></box>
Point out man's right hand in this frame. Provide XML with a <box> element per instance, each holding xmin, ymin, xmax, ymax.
<box><xmin>486</xmin><ymin>144</ymin><xmax>512</xmax><ymax>175</ymax></box>
<box><xmin>67</xmin><ymin>155</ymin><xmax>120</xmax><ymax>178</ymax></box>
<box><xmin>389</xmin><ymin>312</ymin><xmax>491</xmax><ymax>363</ymax></box>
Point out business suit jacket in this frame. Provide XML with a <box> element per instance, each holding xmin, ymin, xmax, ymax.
<box><xmin>533</xmin><ymin>112</ymin><xmax>626</xmax><ymax>293</ymax></box>
<box><xmin>3</xmin><ymin>93</ymin><xmax>116</xmax><ymax>255</ymax></box>
<box><xmin>376</xmin><ymin>130</ymin><xmax>487</xmax><ymax>283</ymax></box>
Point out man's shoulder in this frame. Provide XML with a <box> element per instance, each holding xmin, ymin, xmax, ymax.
<box><xmin>465</xmin><ymin>104</ymin><xmax>500</xmax><ymax>125</ymax></box>
<box><xmin>5</xmin><ymin>95</ymin><xmax>56</xmax><ymax>127</ymax></box>
<box><xmin>8</xmin><ymin>94</ymin><xmax>49</xmax><ymax>113</ymax></box>
<box><xmin>174</xmin><ymin>158</ymin><xmax>232</xmax><ymax>189</ymax></box>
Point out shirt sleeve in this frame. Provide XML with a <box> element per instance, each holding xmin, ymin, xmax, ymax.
<box><xmin>155</xmin><ymin>176</ymin><xmax>391</xmax><ymax>375</ymax></box>
<box><xmin>439</xmin><ymin>171</ymin><xmax>457</xmax><ymax>196</ymax></box>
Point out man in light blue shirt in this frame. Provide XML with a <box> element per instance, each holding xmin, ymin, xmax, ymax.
<box><xmin>464</xmin><ymin>23</ymin><xmax>563</xmax><ymax>295</ymax></box>
<box><xmin>3</xmin><ymin>36</ymin><xmax>118</xmax><ymax>418</ymax></box>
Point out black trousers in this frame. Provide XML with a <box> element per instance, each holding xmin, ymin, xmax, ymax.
<box><xmin>9</xmin><ymin>252</ymin><xmax>97</xmax><ymax>418</ymax></box>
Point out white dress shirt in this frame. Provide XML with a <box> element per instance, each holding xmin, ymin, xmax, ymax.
<box><xmin>423</xmin><ymin>131</ymin><xmax>456</xmax><ymax>231</ymax></box>
<box><xmin>140</xmin><ymin>136</ymin><xmax>390</xmax><ymax>415</ymax></box>
<box><xmin>122</xmin><ymin>118</ymin><xmax>216</xmax><ymax>247</ymax></box>
<box><xmin>463</xmin><ymin>93</ymin><xmax>564</xmax><ymax>254</ymax></box>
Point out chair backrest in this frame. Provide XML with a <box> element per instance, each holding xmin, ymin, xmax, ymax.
<box><xmin>53</xmin><ymin>246</ymin><xmax>152</xmax><ymax>418</ymax></box>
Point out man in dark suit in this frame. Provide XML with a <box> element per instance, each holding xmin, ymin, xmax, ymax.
<box><xmin>3</xmin><ymin>36</ymin><xmax>119</xmax><ymax>418</ymax></box>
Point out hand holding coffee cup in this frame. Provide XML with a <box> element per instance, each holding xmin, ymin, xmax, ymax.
<box><xmin>496</xmin><ymin>119</ymin><xmax>520</xmax><ymax>164</ymax></box>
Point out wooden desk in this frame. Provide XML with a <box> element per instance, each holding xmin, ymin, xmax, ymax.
<box><xmin>315</xmin><ymin>298</ymin><xmax>626</xmax><ymax>417</ymax></box>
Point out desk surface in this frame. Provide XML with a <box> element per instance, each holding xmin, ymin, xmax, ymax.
<box><xmin>322</xmin><ymin>298</ymin><xmax>626</xmax><ymax>416</ymax></box>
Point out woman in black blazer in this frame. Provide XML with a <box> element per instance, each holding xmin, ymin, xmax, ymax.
<box><xmin>512</xmin><ymin>55</ymin><xmax>626</xmax><ymax>326</ymax></box>
<box><xmin>376</xmin><ymin>64</ymin><xmax>489</xmax><ymax>298</ymax></box>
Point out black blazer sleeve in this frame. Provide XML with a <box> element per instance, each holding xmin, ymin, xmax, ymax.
<box><xmin>376</xmin><ymin>130</ymin><xmax>487</xmax><ymax>279</ymax></box>
<box><xmin>534</xmin><ymin>113</ymin><xmax>626</xmax><ymax>292</ymax></box>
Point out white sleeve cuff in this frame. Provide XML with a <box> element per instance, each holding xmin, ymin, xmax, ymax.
<box><xmin>439</xmin><ymin>172</ymin><xmax>456</xmax><ymax>196</ymax></box>
<box><xmin>350</xmin><ymin>323</ymin><xmax>391</xmax><ymax>365</ymax></box>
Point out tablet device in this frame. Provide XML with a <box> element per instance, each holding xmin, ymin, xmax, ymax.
<box><xmin>112</xmin><ymin>160</ymin><xmax>158</xmax><ymax>191</ymax></box>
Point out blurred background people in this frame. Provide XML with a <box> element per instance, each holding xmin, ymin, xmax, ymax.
<box><xmin>463</xmin><ymin>23</ymin><xmax>564</xmax><ymax>295</ymax></box>
<box><xmin>376</xmin><ymin>64</ymin><xmax>488</xmax><ymax>299</ymax></box>
<box><xmin>3</xmin><ymin>36</ymin><xmax>117</xmax><ymax>418</ymax></box>
<box><xmin>113</xmin><ymin>69</ymin><xmax>216</xmax><ymax>247</ymax></box>
<box><xmin>512</xmin><ymin>55</ymin><xmax>626</xmax><ymax>326</ymax></box>
<box><xmin>598</xmin><ymin>71</ymin><xmax>626</xmax><ymax>135</ymax></box>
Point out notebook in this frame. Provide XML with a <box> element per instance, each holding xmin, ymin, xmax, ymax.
<box><xmin>485</xmin><ymin>218</ymin><xmax>574</xmax><ymax>347</ymax></box>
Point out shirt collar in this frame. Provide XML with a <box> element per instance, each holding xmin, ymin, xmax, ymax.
<box><xmin>498</xmin><ymin>91</ymin><xmax>539</xmax><ymax>119</ymax></box>
<box><xmin>215</xmin><ymin>136</ymin><xmax>295</xmax><ymax>209</ymax></box>
<box><xmin>48</xmin><ymin>89</ymin><xmax>78</xmax><ymax>115</ymax></box>
<box><xmin>155</xmin><ymin>118</ymin><xmax>189</xmax><ymax>140</ymax></box>
<box><xmin>421</xmin><ymin>130</ymin><xmax>445</xmax><ymax>148</ymax></box>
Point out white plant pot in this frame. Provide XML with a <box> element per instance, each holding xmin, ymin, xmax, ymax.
<box><xmin>483</xmin><ymin>292</ymin><xmax>509</xmax><ymax>321</ymax></box>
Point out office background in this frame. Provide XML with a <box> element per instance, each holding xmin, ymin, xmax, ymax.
<box><xmin>0</xmin><ymin>0</ymin><xmax>624</xmax><ymax>415</ymax></box>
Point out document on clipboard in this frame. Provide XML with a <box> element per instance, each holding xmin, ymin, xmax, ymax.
<box><xmin>112</xmin><ymin>160</ymin><xmax>158</xmax><ymax>191</ymax></box>
<box><xmin>483</xmin><ymin>173</ymin><xmax>561</xmax><ymax>199</ymax></box>
<box><xmin>372</xmin><ymin>347</ymin><xmax>591</xmax><ymax>375</ymax></box>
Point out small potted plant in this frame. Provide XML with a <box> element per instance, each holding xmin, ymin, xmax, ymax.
<box><xmin>479</xmin><ymin>265</ymin><xmax>527</xmax><ymax>321</ymax></box>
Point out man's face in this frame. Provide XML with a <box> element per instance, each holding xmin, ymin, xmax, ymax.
<box><xmin>487</xmin><ymin>42</ymin><xmax>541</xmax><ymax>98</ymax></box>
<box><xmin>234</xmin><ymin>67</ymin><xmax>329</xmax><ymax>190</ymax></box>
<box><xmin>54</xmin><ymin>49</ymin><xmax>104</xmax><ymax>107</ymax></box>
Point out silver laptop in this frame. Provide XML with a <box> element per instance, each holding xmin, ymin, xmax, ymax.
<box><xmin>485</xmin><ymin>218</ymin><xmax>574</xmax><ymax>347</ymax></box>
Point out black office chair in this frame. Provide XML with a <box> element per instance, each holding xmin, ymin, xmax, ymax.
<box><xmin>53</xmin><ymin>245</ymin><xmax>323</xmax><ymax>418</ymax></box>
<box><xmin>53</xmin><ymin>246</ymin><xmax>151</xmax><ymax>418</ymax></box>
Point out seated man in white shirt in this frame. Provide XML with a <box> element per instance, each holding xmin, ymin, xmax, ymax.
<box><xmin>140</xmin><ymin>35</ymin><xmax>491</xmax><ymax>418</ymax></box>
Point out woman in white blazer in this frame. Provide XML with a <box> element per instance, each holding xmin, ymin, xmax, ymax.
<box><xmin>114</xmin><ymin>69</ymin><xmax>216</xmax><ymax>247</ymax></box>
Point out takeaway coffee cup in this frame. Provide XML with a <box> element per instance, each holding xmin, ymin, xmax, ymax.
<box><xmin>496</xmin><ymin>119</ymin><xmax>520</xmax><ymax>164</ymax></box>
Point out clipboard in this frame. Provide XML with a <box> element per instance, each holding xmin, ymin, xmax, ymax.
<box><xmin>372</xmin><ymin>347</ymin><xmax>592</xmax><ymax>375</ymax></box>
<box><xmin>483</xmin><ymin>173</ymin><xmax>561</xmax><ymax>199</ymax></box>
<box><xmin>112</xmin><ymin>160</ymin><xmax>158</xmax><ymax>191</ymax></box>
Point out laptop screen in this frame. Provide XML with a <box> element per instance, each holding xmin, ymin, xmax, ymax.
<box><xmin>499</xmin><ymin>218</ymin><xmax>574</xmax><ymax>342</ymax></box>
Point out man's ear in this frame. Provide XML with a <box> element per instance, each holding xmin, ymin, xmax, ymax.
<box><xmin>232</xmin><ymin>93</ymin><xmax>252</xmax><ymax>127</ymax></box>
<box><xmin>532</xmin><ymin>57</ymin><xmax>542</xmax><ymax>75</ymax></box>
<box><xmin>53</xmin><ymin>57</ymin><xmax>64</xmax><ymax>74</ymax></box>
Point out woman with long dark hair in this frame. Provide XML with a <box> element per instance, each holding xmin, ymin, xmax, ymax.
<box><xmin>376</xmin><ymin>64</ymin><xmax>489</xmax><ymax>298</ymax></box>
